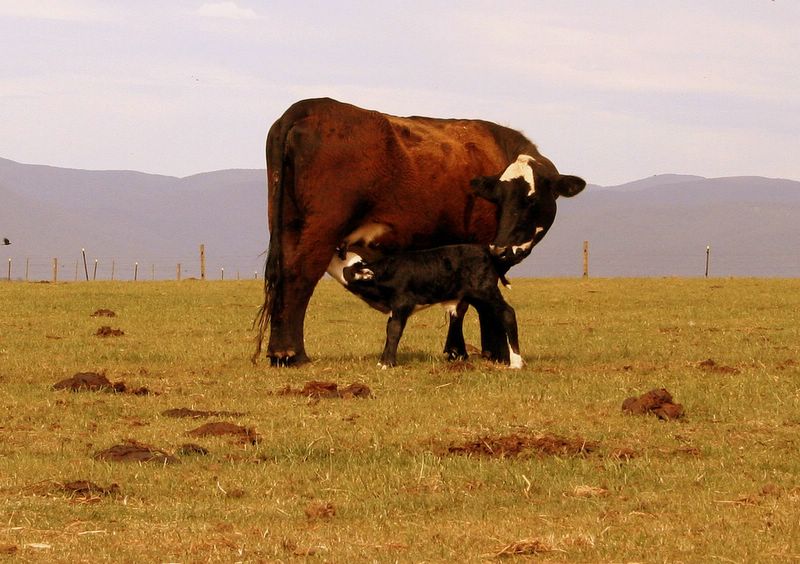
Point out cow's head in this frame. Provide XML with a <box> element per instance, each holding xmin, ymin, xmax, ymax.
<box><xmin>471</xmin><ymin>154</ymin><xmax>585</xmax><ymax>264</ymax></box>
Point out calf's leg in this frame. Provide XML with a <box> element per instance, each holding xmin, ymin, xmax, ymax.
<box><xmin>443</xmin><ymin>301</ymin><xmax>469</xmax><ymax>360</ymax></box>
<box><xmin>379</xmin><ymin>308</ymin><xmax>411</xmax><ymax>368</ymax></box>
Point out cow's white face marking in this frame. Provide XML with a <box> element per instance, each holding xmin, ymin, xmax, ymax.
<box><xmin>326</xmin><ymin>252</ymin><xmax>364</xmax><ymax>286</ymax></box>
<box><xmin>499</xmin><ymin>154</ymin><xmax>537</xmax><ymax>196</ymax></box>
<box><xmin>511</xmin><ymin>239</ymin><xmax>534</xmax><ymax>255</ymax></box>
<box><xmin>509</xmin><ymin>347</ymin><xmax>524</xmax><ymax>369</ymax></box>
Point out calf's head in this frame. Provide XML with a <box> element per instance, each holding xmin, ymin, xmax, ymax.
<box><xmin>471</xmin><ymin>154</ymin><xmax>585</xmax><ymax>263</ymax></box>
<box><xmin>342</xmin><ymin>261</ymin><xmax>375</xmax><ymax>284</ymax></box>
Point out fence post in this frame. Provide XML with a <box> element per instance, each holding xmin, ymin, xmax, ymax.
<box><xmin>82</xmin><ymin>248</ymin><xmax>89</xmax><ymax>281</ymax></box>
<box><xmin>134</xmin><ymin>262</ymin><xmax>139</xmax><ymax>281</ymax></box>
<box><xmin>6</xmin><ymin>258</ymin><xmax>10</xmax><ymax>281</ymax></box>
<box><xmin>93</xmin><ymin>259</ymin><xmax>98</xmax><ymax>280</ymax></box>
<box><xmin>53</xmin><ymin>258</ymin><xmax>58</xmax><ymax>283</ymax></box>
<box><xmin>200</xmin><ymin>244</ymin><xmax>206</xmax><ymax>281</ymax></box>
<box><xmin>221</xmin><ymin>267</ymin><xmax>224</xmax><ymax>280</ymax></box>
<box><xmin>705</xmin><ymin>245</ymin><xmax>710</xmax><ymax>278</ymax></box>
<box><xmin>25</xmin><ymin>258</ymin><xmax>29</xmax><ymax>282</ymax></box>
<box><xmin>176</xmin><ymin>263</ymin><xmax>181</xmax><ymax>281</ymax></box>
<box><xmin>583</xmin><ymin>240</ymin><xmax>589</xmax><ymax>279</ymax></box>
<box><xmin>111</xmin><ymin>260</ymin><xmax>116</xmax><ymax>281</ymax></box>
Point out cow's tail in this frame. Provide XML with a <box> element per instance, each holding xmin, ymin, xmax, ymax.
<box><xmin>252</xmin><ymin>111</ymin><xmax>296</xmax><ymax>363</ymax></box>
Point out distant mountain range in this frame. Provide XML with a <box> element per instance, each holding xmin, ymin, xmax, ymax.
<box><xmin>2</xmin><ymin>156</ymin><xmax>798</xmax><ymax>280</ymax></box>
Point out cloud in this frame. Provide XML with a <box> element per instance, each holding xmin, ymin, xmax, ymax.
<box><xmin>195</xmin><ymin>1</ymin><xmax>258</xmax><ymax>20</ymax></box>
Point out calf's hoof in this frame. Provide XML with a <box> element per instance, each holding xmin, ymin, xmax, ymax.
<box><xmin>444</xmin><ymin>349</ymin><xmax>467</xmax><ymax>361</ymax></box>
<box><xmin>509</xmin><ymin>351</ymin><xmax>524</xmax><ymax>369</ymax></box>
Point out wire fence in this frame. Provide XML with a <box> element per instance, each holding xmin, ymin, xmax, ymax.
<box><xmin>3</xmin><ymin>241</ymin><xmax>800</xmax><ymax>282</ymax></box>
<box><xmin>2</xmin><ymin>246</ymin><xmax>264</xmax><ymax>282</ymax></box>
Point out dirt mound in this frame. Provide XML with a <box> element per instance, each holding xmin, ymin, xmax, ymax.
<box><xmin>493</xmin><ymin>539</ymin><xmax>553</xmax><ymax>558</ymax></box>
<box><xmin>53</xmin><ymin>372</ymin><xmax>125</xmax><ymax>392</ymax></box>
<box><xmin>94</xmin><ymin>440</ymin><xmax>178</xmax><ymax>464</ymax></box>
<box><xmin>697</xmin><ymin>358</ymin><xmax>740</xmax><ymax>374</ymax></box>
<box><xmin>162</xmin><ymin>407</ymin><xmax>245</xmax><ymax>419</ymax></box>
<box><xmin>305</xmin><ymin>501</ymin><xmax>336</xmax><ymax>520</ymax></box>
<box><xmin>90</xmin><ymin>309</ymin><xmax>116</xmax><ymax>317</ymax></box>
<box><xmin>186</xmin><ymin>422</ymin><xmax>259</xmax><ymax>444</ymax></box>
<box><xmin>275</xmin><ymin>380</ymin><xmax>372</xmax><ymax>399</ymax></box>
<box><xmin>96</xmin><ymin>326</ymin><xmax>124</xmax><ymax>337</ymax></box>
<box><xmin>622</xmin><ymin>388</ymin><xmax>684</xmax><ymax>420</ymax></box>
<box><xmin>61</xmin><ymin>480</ymin><xmax>121</xmax><ymax>498</ymax></box>
<box><xmin>445</xmin><ymin>433</ymin><xmax>597</xmax><ymax>458</ymax></box>
<box><xmin>53</xmin><ymin>372</ymin><xmax>152</xmax><ymax>395</ymax></box>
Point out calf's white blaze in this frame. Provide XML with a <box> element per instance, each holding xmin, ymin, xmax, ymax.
<box><xmin>326</xmin><ymin>252</ymin><xmax>364</xmax><ymax>285</ymax></box>
<box><xmin>499</xmin><ymin>154</ymin><xmax>537</xmax><ymax>196</ymax></box>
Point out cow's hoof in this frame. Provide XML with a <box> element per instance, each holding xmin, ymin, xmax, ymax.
<box><xmin>377</xmin><ymin>362</ymin><xmax>392</xmax><ymax>370</ymax></box>
<box><xmin>268</xmin><ymin>351</ymin><xmax>310</xmax><ymax>367</ymax></box>
<box><xmin>509</xmin><ymin>352</ymin><xmax>524</xmax><ymax>369</ymax></box>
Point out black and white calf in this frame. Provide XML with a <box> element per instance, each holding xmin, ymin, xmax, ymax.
<box><xmin>342</xmin><ymin>244</ymin><xmax>523</xmax><ymax>369</ymax></box>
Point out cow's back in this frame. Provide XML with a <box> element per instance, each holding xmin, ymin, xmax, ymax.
<box><xmin>268</xmin><ymin>99</ymin><xmax>541</xmax><ymax>250</ymax></box>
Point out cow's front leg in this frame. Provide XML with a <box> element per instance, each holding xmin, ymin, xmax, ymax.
<box><xmin>379</xmin><ymin>307</ymin><xmax>411</xmax><ymax>368</ymax></box>
<box><xmin>497</xmin><ymin>300</ymin><xmax>523</xmax><ymax>369</ymax></box>
<box><xmin>443</xmin><ymin>301</ymin><xmax>469</xmax><ymax>360</ymax></box>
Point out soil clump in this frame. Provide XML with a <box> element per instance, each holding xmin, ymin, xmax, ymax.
<box><xmin>95</xmin><ymin>326</ymin><xmax>124</xmax><ymax>337</ymax></box>
<box><xmin>622</xmin><ymin>388</ymin><xmax>684</xmax><ymax>420</ymax></box>
<box><xmin>94</xmin><ymin>440</ymin><xmax>178</xmax><ymax>464</ymax></box>
<box><xmin>445</xmin><ymin>433</ymin><xmax>597</xmax><ymax>458</ymax></box>
<box><xmin>275</xmin><ymin>380</ymin><xmax>372</xmax><ymax>399</ymax></box>
<box><xmin>53</xmin><ymin>372</ymin><xmax>152</xmax><ymax>395</ymax></box>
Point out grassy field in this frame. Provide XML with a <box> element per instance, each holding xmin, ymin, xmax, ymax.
<box><xmin>1</xmin><ymin>277</ymin><xmax>799</xmax><ymax>562</ymax></box>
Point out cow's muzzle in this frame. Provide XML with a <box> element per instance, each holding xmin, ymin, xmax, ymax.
<box><xmin>489</xmin><ymin>240</ymin><xmax>534</xmax><ymax>262</ymax></box>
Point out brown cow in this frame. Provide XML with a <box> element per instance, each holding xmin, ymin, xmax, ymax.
<box><xmin>255</xmin><ymin>98</ymin><xmax>585</xmax><ymax>366</ymax></box>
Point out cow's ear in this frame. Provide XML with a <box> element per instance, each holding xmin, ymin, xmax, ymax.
<box><xmin>552</xmin><ymin>175</ymin><xmax>586</xmax><ymax>198</ymax></box>
<box><xmin>470</xmin><ymin>175</ymin><xmax>499</xmax><ymax>202</ymax></box>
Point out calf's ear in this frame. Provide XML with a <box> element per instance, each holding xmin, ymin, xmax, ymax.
<box><xmin>470</xmin><ymin>175</ymin><xmax>500</xmax><ymax>202</ymax></box>
<box><xmin>553</xmin><ymin>175</ymin><xmax>586</xmax><ymax>198</ymax></box>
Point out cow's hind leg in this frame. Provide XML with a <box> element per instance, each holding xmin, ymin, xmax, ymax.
<box><xmin>265</xmin><ymin>227</ymin><xmax>342</xmax><ymax>366</ymax></box>
<box><xmin>443</xmin><ymin>301</ymin><xmax>469</xmax><ymax>360</ymax></box>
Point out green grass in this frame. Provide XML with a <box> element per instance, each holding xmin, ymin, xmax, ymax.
<box><xmin>1</xmin><ymin>278</ymin><xmax>799</xmax><ymax>562</ymax></box>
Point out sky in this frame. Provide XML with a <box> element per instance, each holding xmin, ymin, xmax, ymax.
<box><xmin>1</xmin><ymin>0</ymin><xmax>798</xmax><ymax>186</ymax></box>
